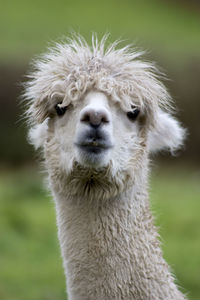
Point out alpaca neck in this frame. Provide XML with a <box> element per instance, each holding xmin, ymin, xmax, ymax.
<box><xmin>52</xmin><ymin>171</ymin><xmax>185</xmax><ymax>300</ymax></box>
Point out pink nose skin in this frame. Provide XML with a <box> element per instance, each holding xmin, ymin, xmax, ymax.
<box><xmin>80</xmin><ymin>108</ymin><xmax>110</xmax><ymax>127</ymax></box>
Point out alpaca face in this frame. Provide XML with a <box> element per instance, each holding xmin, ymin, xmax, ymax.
<box><xmin>44</xmin><ymin>89</ymin><xmax>145</xmax><ymax>175</ymax></box>
<box><xmin>26</xmin><ymin>36</ymin><xmax>185</xmax><ymax>180</ymax></box>
<box><xmin>29</xmin><ymin>87</ymin><xmax>185</xmax><ymax>180</ymax></box>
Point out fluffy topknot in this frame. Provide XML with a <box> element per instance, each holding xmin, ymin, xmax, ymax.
<box><xmin>24</xmin><ymin>34</ymin><xmax>172</xmax><ymax>124</ymax></box>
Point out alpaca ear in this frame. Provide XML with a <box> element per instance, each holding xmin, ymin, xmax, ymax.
<box><xmin>28</xmin><ymin>119</ymin><xmax>48</xmax><ymax>149</ymax></box>
<box><xmin>148</xmin><ymin>110</ymin><xmax>186</xmax><ymax>153</ymax></box>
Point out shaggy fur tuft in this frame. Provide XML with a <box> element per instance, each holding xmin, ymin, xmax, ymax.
<box><xmin>24</xmin><ymin>34</ymin><xmax>172</xmax><ymax>125</ymax></box>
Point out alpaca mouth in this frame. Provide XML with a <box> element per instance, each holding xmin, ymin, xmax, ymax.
<box><xmin>74</xmin><ymin>128</ymin><xmax>113</xmax><ymax>167</ymax></box>
<box><xmin>75</xmin><ymin>140</ymin><xmax>113</xmax><ymax>154</ymax></box>
<box><xmin>74</xmin><ymin>128</ymin><xmax>113</xmax><ymax>154</ymax></box>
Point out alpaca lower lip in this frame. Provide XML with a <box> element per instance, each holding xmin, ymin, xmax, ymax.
<box><xmin>75</xmin><ymin>142</ymin><xmax>113</xmax><ymax>153</ymax></box>
<box><xmin>81</xmin><ymin>145</ymin><xmax>105</xmax><ymax>154</ymax></box>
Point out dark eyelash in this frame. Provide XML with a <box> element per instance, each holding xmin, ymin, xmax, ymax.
<box><xmin>127</xmin><ymin>107</ymin><xmax>140</xmax><ymax>121</ymax></box>
<box><xmin>55</xmin><ymin>103</ymin><xmax>68</xmax><ymax>116</ymax></box>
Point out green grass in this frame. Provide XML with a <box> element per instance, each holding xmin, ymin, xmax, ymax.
<box><xmin>0</xmin><ymin>165</ymin><xmax>200</xmax><ymax>300</ymax></box>
<box><xmin>150</xmin><ymin>166</ymin><xmax>200</xmax><ymax>300</ymax></box>
<box><xmin>0</xmin><ymin>169</ymin><xmax>66</xmax><ymax>300</ymax></box>
<box><xmin>1</xmin><ymin>0</ymin><xmax>200</xmax><ymax>63</ymax></box>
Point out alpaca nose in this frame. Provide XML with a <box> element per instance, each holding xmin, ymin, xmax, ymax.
<box><xmin>80</xmin><ymin>108</ymin><xmax>110</xmax><ymax>128</ymax></box>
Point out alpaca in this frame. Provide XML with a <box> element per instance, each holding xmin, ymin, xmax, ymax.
<box><xmin>24</xmin><ymin>35</ymin><xmax>187</xmax><ymax>300</ymax></box>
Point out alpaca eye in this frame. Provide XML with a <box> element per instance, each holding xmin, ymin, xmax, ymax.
<box><xmin>127</xmin><ymin>107</ymin><xmax>140</xmax><ymax>121</ymax></box>
<box><xmin>55</xmin><ymin>104</ymin><xmax>67</xmax><ymax>116</ymax></box>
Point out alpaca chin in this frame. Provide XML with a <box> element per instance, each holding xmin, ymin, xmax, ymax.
<box><xmin>63</xmin><ymin>161</ymin><xmax>132</xmax><ymax>203</ymax></box>
<box><xmin>74</xmin><ymin>146</ymin><xmax>112</xmax><ymax>169</ymax></box>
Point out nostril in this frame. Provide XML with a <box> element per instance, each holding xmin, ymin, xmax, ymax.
<box><xmin>102</xmin><ymin>116</ymin><xmax>109</xmax><ymax>123</ymax></box>
<box><xmin>80</xmin><ymin>109</ymin><xmax>110</xmax><ymax>127</ymax></box>
<box><xmin>81</xmin><ymin>113</ymin><xmax>90</xmax><ymax>123</ymax></box>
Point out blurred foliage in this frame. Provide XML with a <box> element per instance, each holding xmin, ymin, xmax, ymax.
<box><xmin>0</xmin><ymin>0</ymin><xmax>200</xmax><ymax>165</ymax></box>
<box><xmin>1</xmin><ymin>0</ymin><xmax>200</xmax><ymax>61</ymax></box>
<box><xmin>0</xmin><ymin>166</ymin><xmax>200</xmax><ymax>299</ymax></box>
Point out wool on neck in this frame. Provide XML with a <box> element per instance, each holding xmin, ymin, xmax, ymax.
<box><xmin>49</xmin><ymin>161</ymin><xmax>185</xmax><ymax>300</ymax></box>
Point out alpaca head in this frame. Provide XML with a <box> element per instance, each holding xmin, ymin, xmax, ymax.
<box><xmin>25</xmin><ymin>35</ymin><xmax>185</xmax><ymax>191</ymax></box>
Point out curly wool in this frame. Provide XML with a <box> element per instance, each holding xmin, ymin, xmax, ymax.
<box><xmin>24</xmin><ymin>34</ymin><xmax>171</xmax><ymax>125</ymax></box>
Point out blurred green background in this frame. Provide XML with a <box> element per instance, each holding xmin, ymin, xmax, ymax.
<box><xmin>0</xmin><ymin>1</ymin><xmax>200</xmax><ymax>299</ymax></box>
